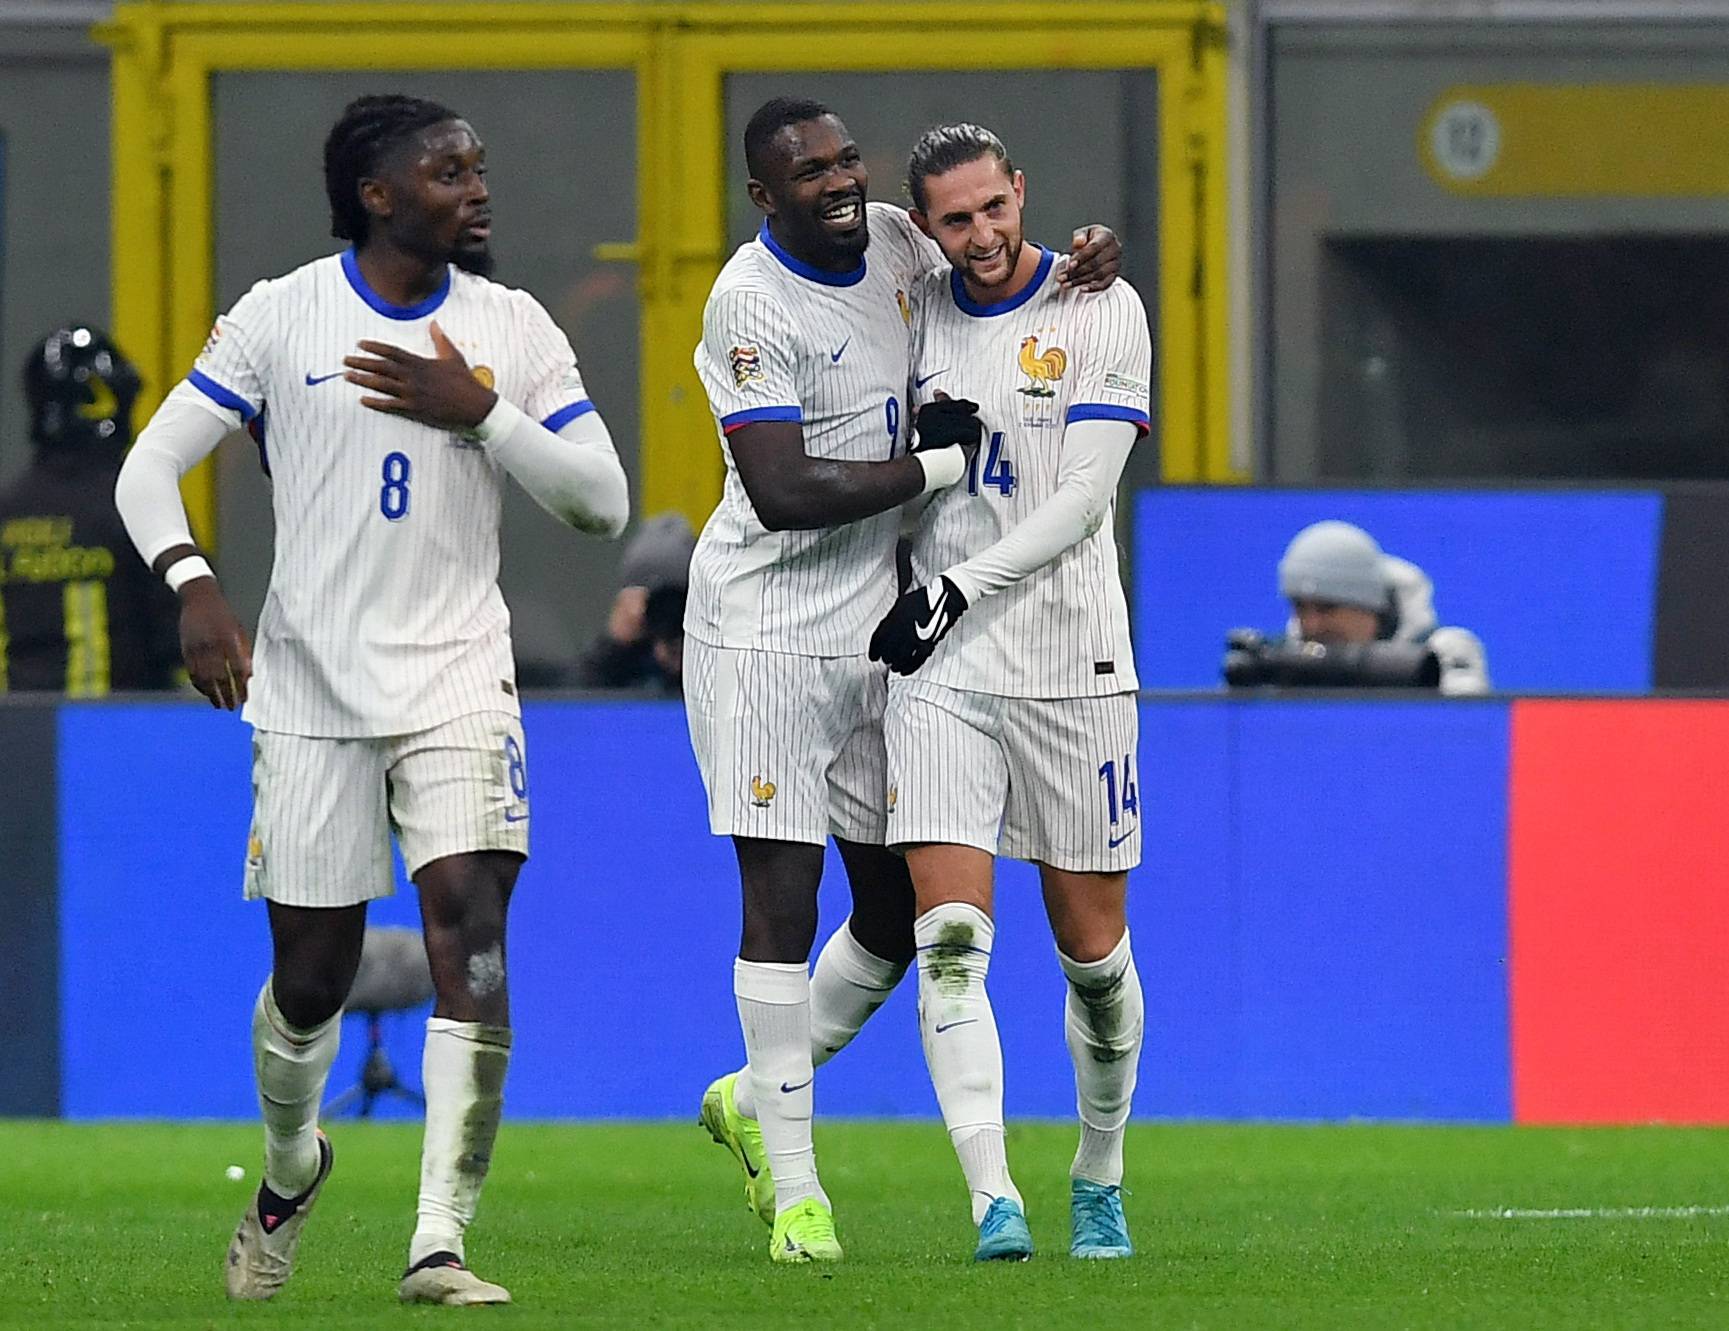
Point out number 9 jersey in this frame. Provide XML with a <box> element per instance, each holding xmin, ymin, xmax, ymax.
<box><xmin>186</xmin><ymin>250</ymin><xmax>595</xmax><ymax>738</ymax></box>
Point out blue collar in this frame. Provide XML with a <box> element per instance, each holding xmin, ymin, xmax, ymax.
<box><xmin>759</xmin><ymin>220</ymin><xmax>867</xmax><ymax>287</ymax></box>
<box><xmin>342</xmin><ymin>247</ymin><xmax>452</xmax><ymax>320</ymax></box>
<box><xmin>949</xmin><ymin>245</ymin><xmax>1053</xmax><ymax>318</ymax></box>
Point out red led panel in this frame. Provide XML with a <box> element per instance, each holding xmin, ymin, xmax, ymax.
<box><xmin>1510</xmin><ymin>700</ymin><xmax>1729</xmax><ymax>1123</ymax></box>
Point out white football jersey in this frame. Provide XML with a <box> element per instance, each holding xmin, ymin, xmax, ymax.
<box><xmin>908</xmin><ymin>248</ymin><xmax>1151</xmax><ymax>698</ymax></box>
<box><xmin>687</xmin><ymin>202</ymin><xmax>939</xmax><ymax>656</ymax></box>
<box><xmin>187</xmin><ymin>250</ymin><xmax>595</xmax><ymax>738</ymax></box>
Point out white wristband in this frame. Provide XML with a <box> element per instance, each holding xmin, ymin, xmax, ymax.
<box><xmin>464</xmin><ymin>395</ymin><xmax>525</xmax><ymax>448</ymax></box>
<box><xmin>915</xmin><ymin>444</ymin><xmax>968</xmax><ymax>495</ymax></box>
<box><xmin>164</xmin><ymin>554</ymin><xmax>215</xmax><ymax>593</ymax></box>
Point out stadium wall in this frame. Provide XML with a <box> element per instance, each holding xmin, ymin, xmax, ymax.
<box><xmin>3</xmin><ymin>693</ymin><xmax>1724</xmax><ymax>1123</ymax></box>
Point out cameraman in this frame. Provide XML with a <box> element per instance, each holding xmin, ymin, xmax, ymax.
<box><xmin>575</xmin><ymin>511</ymin><xmax>692</xmax><ymax>694</ymax></box>
<box><xmin>1225</xmin><ymin>520</ymin><xmax>1490</xmax><ymax>696</ymax></box>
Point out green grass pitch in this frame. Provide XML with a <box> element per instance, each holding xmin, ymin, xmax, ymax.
<box><xmin>5</xmin><ymin>1120</ymin><xmax>1729</xmax><ymax>1329</ymax></box>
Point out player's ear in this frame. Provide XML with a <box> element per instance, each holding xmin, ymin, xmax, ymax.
<box><xmin>358</xmin><ymin>176</ymin><xmax>393</xmax><ymax>225</ymax></box>
<box><xmin>746</xmin><ymin>177</ymin><xmax>773</xmax><ymax>216</ymax></box>
<box><xmin>1011</xmin><ymin>169</ymin><xmax>1026</xmax><ymax>210</ymax></box>
<box><xmin>910</xmin><ymin>209</ymin><xmax>934</xmax><ymax>240</ymax></box>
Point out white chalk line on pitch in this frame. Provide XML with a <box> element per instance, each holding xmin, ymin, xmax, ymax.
<box><xmin>1450</xmin><ymin>1204</ymin><xmax>1729</xmax><ymax>1220</ymax></box>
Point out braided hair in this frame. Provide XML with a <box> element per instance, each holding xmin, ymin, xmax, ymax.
<box><xmin>323</xmin><ymin>94</ymin><xmax>461</xmax><ymax>243</ymax></box>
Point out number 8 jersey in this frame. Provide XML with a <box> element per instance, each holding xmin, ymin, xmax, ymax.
<box><xmin>187</xmin><ymin>249</ymin><xmax>595</xmax><ymax>738</ymax></box>
<box><xmin>907</xmin><ymin>249</ymin><xmax>1152</xmax><ymax>698</ymax></box>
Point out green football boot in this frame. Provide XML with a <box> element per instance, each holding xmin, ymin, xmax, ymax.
<box><xmin>699</xmin><ymin>1072</ymin><xmax>775</xmax><ymax>1226</ymax></box>
<box><xmin>769</xmin><ymin>1196</ymin><xmax>843</xmax><ymax>1264</ymax></box>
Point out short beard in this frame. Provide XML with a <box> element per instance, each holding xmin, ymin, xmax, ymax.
<box><xmin>452</xmin><ymin>244</ymin><xmax>496</xmax><ymax>279</ymax></box>
<box><xmin>965</xmin><ymin>234</ymin><xmax>1023</xmax><ymax>294</ymax></box>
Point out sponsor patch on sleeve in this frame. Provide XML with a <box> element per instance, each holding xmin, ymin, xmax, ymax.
<box><xmin>1104</xmin><ymin>371</ymin><xmax>1149</xmax><ymax>396</ymax></box>
<box><xmin>729</xmin><ymin>344</ymin><xmax>765</xmax><ymax>388</ymax></box>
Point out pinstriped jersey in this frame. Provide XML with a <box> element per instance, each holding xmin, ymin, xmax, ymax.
<box><xmin>687</xmin><ymin>202</ymin><xmax>939</xmax><ymax>656</ymax></box>
<box><xmin>907</xmin><ymin>249</ymin><xmax>1151</xmax><ymax>698</ymax></box>
<box><xmin>187</xmin><ymin>250</ymin><xmax>595</xmax><ymax>738</ymax></box>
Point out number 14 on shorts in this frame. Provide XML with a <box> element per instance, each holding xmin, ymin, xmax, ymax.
<box><xmin>1098</xmin><ymin>754</ymin><xmax>1138</xmax><ymax>841</ymax></box>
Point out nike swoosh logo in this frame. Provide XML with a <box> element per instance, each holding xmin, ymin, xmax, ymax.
<box><xmin>504</xmin><ymin>810</ymin><xmax>529</xmax><ymax>824</ymax></box>
<box><xmin>779</xmin><ymin>1078</ymin><xmax>813</xmax><ymax>1094</ymax></box>
<box><xmin>914</xmin><ymin>590</ymin><xmax>948</xmax><ymax>642</ymax></box>
<box><xmin>915</xmin><ymin>369</ymin><xmax>947</xmax><ymax>387</ymax></box>
<box><xmin>742</xmin><ymin>1156</ymin><xmax>760</xmax><ymax>1179</ymax></box>
<box><xmin>934</xmin><ymin>1019</ymin><xmax>978</xmax><ymax>1033</ymax></box>
<box><xmin>1107</xmin><ymin>828</ymin><xmax>1135</xmax><ymax>848</ymax></box>
<box><xmin>304</xmin><ymin>371</ymin><xmax>345</xmax><ymax>386</ymax></box>
<box><xmin>830</xmin><ymin>338</ymin><xmax>850</xmax><ymax>363</ymax></box>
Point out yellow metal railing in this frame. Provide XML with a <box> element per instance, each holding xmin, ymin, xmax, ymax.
<box><xmin>96</xmin><ymin>1</ymin><xmax>1232</xmax><ymax>546</ymax></box>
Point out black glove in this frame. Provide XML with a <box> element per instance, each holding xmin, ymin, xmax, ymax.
<box><xmin>870</xmin><ymin>576</ymin><xmax>969</xmax><ymax>675</ymax></box>
<box><xmin>911</xmin><ymin>398</ymin><xmax>983</xmax><ymax>453</ymax></box>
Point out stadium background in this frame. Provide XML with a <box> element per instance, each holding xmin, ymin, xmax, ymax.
<box><xmin>6</xmin><ymin>0</ymin><xmax>1729</xmax><ymax>1132</ymax></box>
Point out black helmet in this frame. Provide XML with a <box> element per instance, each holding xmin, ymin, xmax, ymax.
<box><xmin>23</xmin><ymin>326</ymin><xmax>142</xmax><ymax>453</ymax></box>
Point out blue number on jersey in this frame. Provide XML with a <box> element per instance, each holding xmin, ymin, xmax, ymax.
<box><xmin>967</xmin><ymin>432</ymin><xmax>1017</xmax><ymax>497</ymax></box>
<box><xmin>379</xmin><ymin>451</ymin><xmax>412</xmax><ymax>521</ymax></box>
<box><xmin>885</xmin><ymin>395</ymin><xmax>900</xmax><ymax>457</ymax></box>
<box><xmin>504</xmin><ymin>735</ymin><xmax>528</xmax><ymax>801</ymax></box>
<box><xmin>1098</xmin><ymin>754</ymin><xmax>1137</xmax><ymax>824</ymax></box>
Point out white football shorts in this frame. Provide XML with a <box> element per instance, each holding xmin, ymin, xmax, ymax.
<box><xmin>243</xmin><ymin>710</ymin><xmax>530</xmax><ymax>907</ymax></box>
<box><xmin>683</xmin><ymin>636</ymin><xmax>887</xmax><ymax>846</ymax></box>
<box><xmin>884</xmin><ymin>678</ymin><xmax>1141</xmax><ymax>872</ymax></box>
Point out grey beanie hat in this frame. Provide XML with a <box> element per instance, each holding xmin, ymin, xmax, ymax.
<box><xmin>619</xmin><ymin>512</ymin><xmax>696</xmax><ymax>591</ymax></box>
<box><xmin>1278</xmin><ymin>520</ymin><xmax>1387</xmax><ymax>612</ymax></box>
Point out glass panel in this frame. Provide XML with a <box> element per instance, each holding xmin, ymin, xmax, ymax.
<box><xmin>213</xmin><ymin>70</ymin><xmax>637</xmax><ymax>682</ymax></box>
<box><xmin>0</xmin><ymin>61</ymin><xmax>110</xmax><ymax>497</ymax></box>
<box><xmin>1267</xmin><ymin>24</ymin><xmax>1729</xmax><ymax>480</ymax></box>
<box><xmin>1319</xmin><ymin>236</ymin><xmax>1729</xmax><ymax>480</ymax></box>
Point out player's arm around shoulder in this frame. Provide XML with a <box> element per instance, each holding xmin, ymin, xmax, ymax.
<box><xmin>696</xmin><ymin>278</ymin><xmax>962</xmax><ymax>532</ymax></box>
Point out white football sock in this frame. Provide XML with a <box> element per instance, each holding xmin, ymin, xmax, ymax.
<box><xmin>409</xmin><ymin>1020</ymin><xmax>511</xmax><ymax>1266</ymax></box>
<box><xmin>915</xmin><ymin>902</ymin><xmax>1019</xmax><ymax>1224</ymax></box>
<box><xmin>735</xmin><ymin>959</ymin><xmax>825</xmax><ymax>1212</ymax></box>
<box><xmin>733</xmin><ymin>922</ymin><xmax>906</xmax><ymax>1121</ymax></box>
<box><xmin>1059</xmin><ymin>930</ymin><xmax>1144</xmax><ymax>1187</ymax></box>
<box><xmin>252</xmin><ymin>978</ymin><xmax>339</xmax><ymax>1198</ymax></box>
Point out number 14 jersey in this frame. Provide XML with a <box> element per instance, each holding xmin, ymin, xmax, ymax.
<box><xmin>908</xmin><ymin>248</ymin><xmax>1152</xmax><ymax>699</ymax></box>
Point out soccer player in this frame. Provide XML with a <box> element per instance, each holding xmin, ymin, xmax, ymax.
<box><xmin>113</xmin><ymin>94</ymin><xmax>629</xmax><ymax>1304</ymax></box>
<box><xmin>687</xmin><ymin>96</ymin><xmax>1121</xmax><ymax>1263</ymax></box>
<box><xmin>869</xmin><ymin>123</ymin><xmax>1152</xmax><ymax>1263</ymax></box>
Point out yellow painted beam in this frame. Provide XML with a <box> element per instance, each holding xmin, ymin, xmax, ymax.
<box><xmin>127</xmin><ymin>2</ymin><xmax>1211</xmax><ymax>30</ymax></box>
<box><xmin>638</xmin><ymin>28</ymin><xmax>729</xmax><ymax>528</ymax></box>
<box><xmin>172</xmin><ymin>27</ymin><xmax>644</xmax><ymax>70</ymax></box>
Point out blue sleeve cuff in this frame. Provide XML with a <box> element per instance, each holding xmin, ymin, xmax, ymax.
<box><xmin>542</xmin><ymin>399</ymin><xmax>596</xmax><ymax>433</ymax></box>
<box><xmin>187</xmin><ymin>369</ymin><xmax>259</xmax><ymax>424</ymax></box>
<box><xmin>720</xmin><ymin>405</ymin><xmax>802</xmax><ymax>433</ymax></box>
<box><xmin>1066</xmin><ymin>403</ymin><xmax>1150</xmax><ymax>433</ymax></box>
